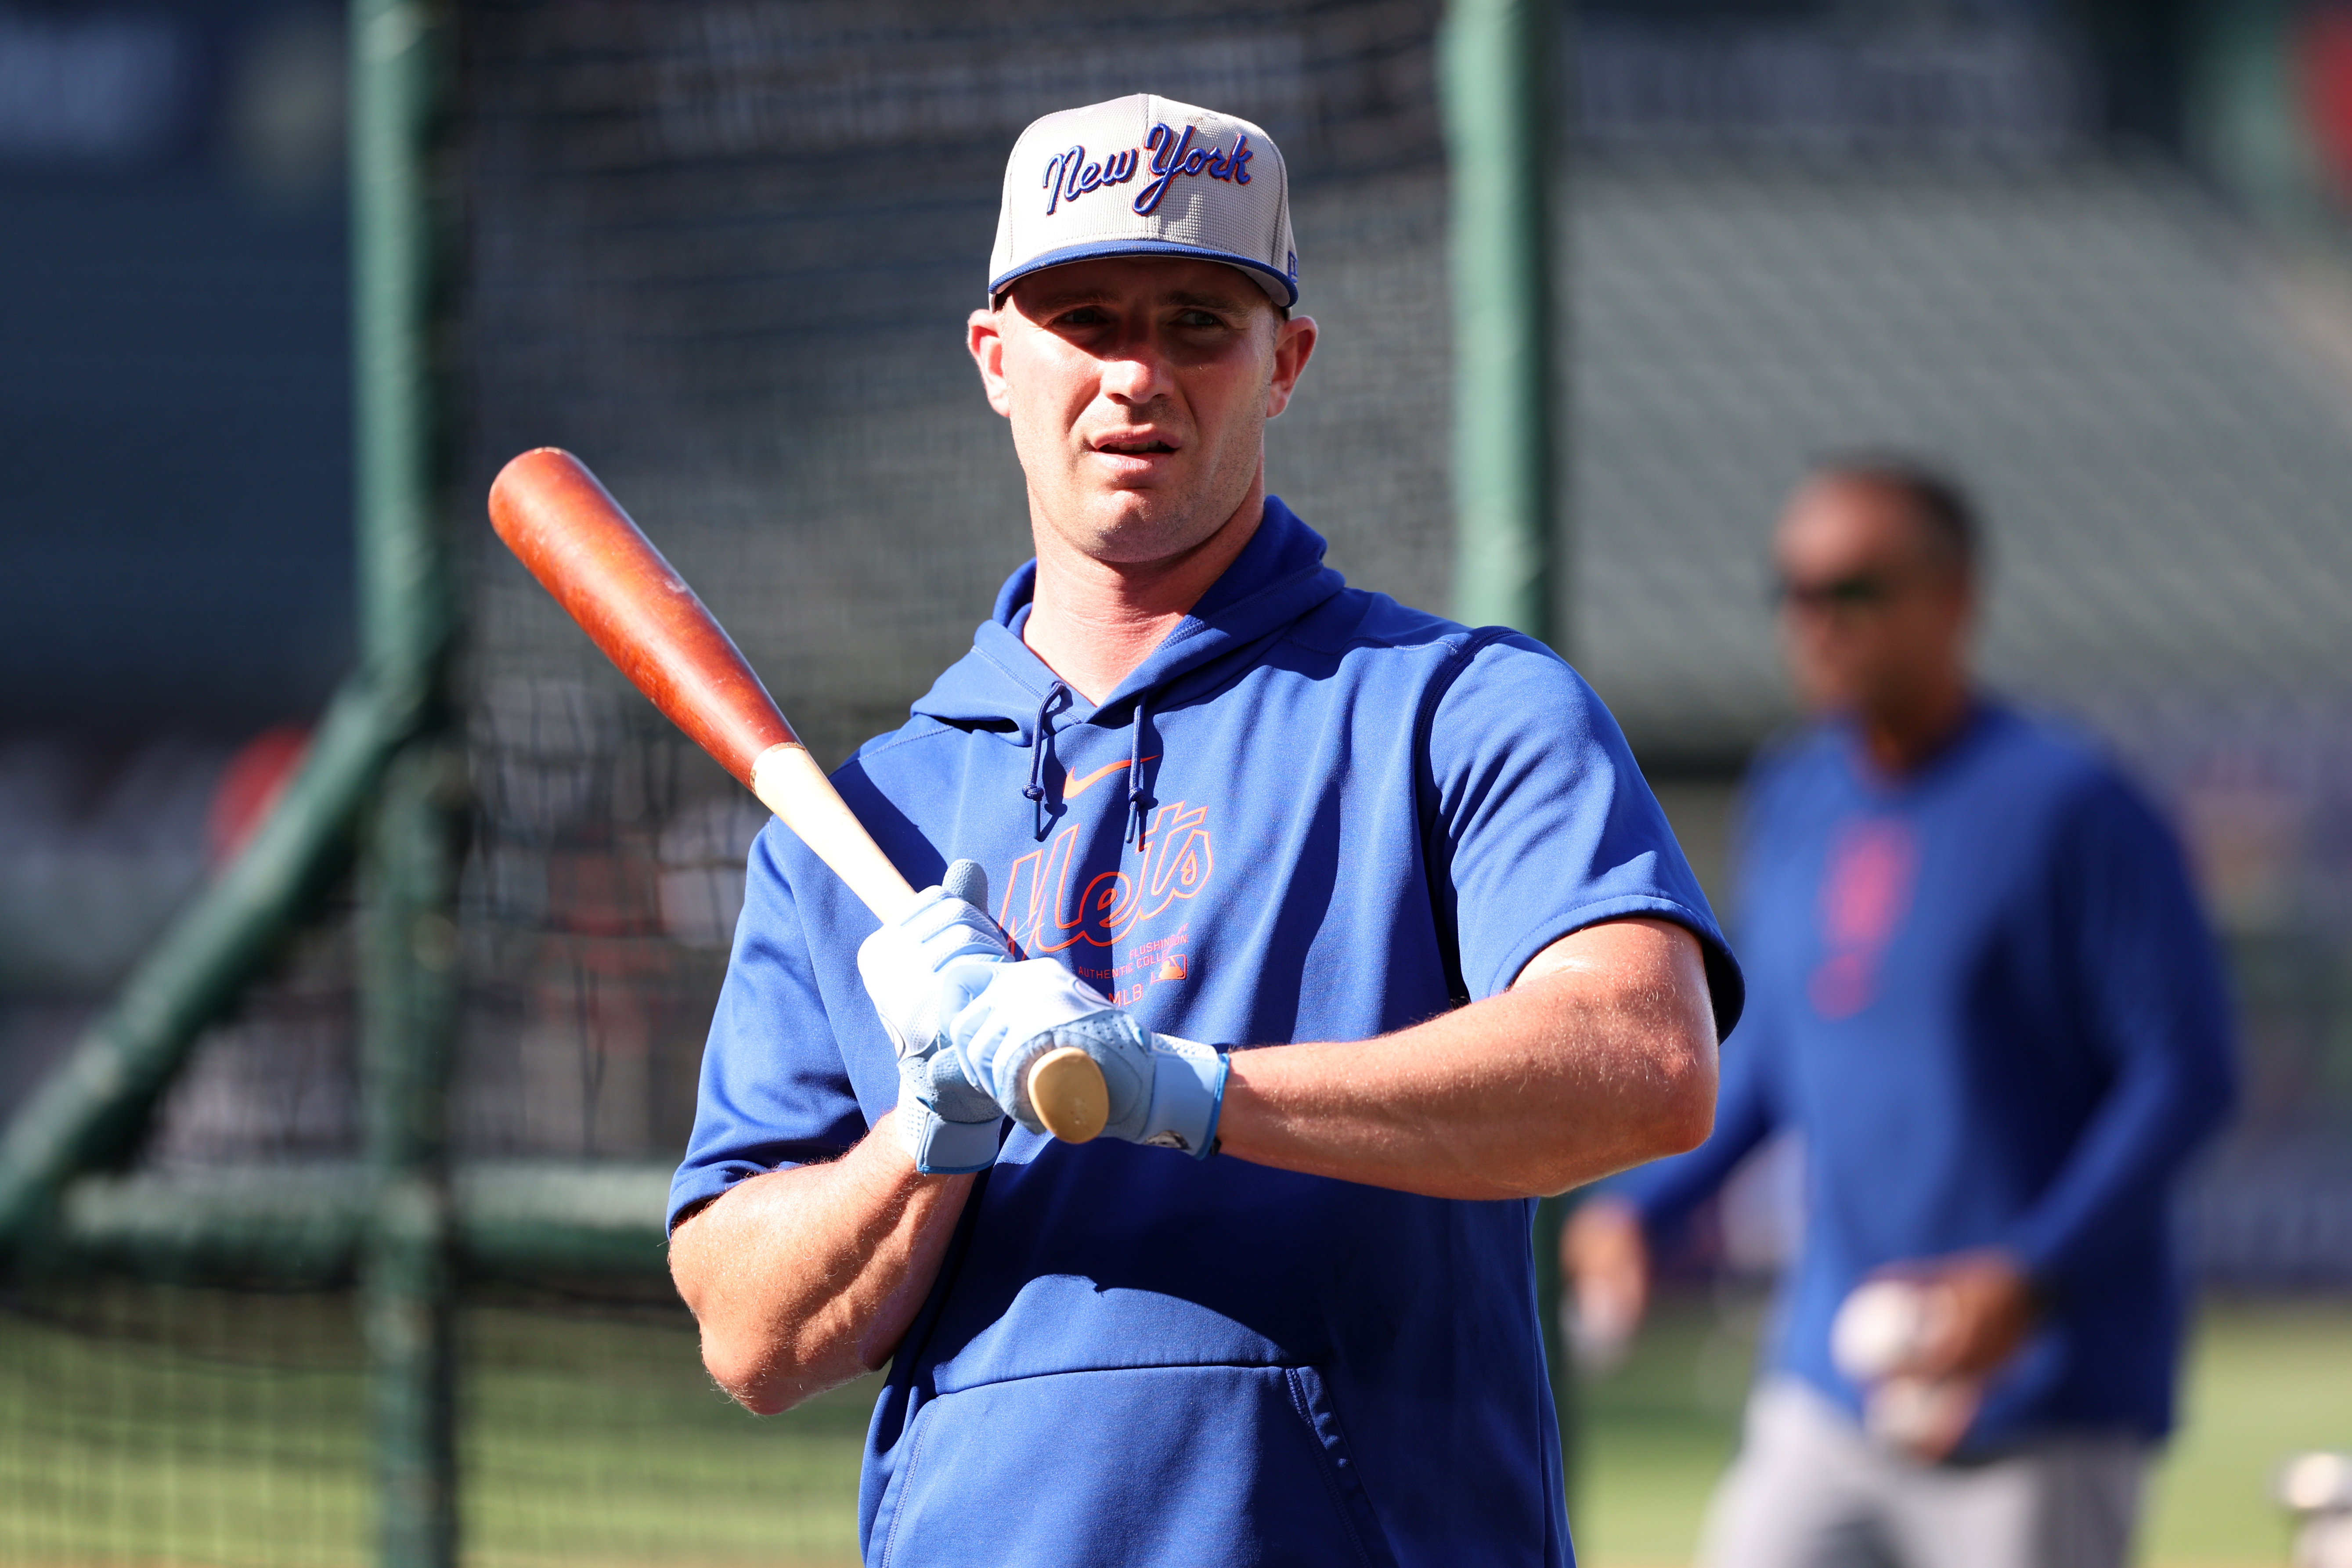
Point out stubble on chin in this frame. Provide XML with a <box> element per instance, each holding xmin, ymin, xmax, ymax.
<box><xmin>1068</xmin><ymin>490</ymin><xmax>1216</xmax><ymax>567</ymax></box>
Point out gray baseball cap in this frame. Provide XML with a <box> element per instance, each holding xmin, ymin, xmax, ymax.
<box><xmin>988</xmin><ymin>94</ymin><xmax>1298</xmax><ymax>306</ymax></box>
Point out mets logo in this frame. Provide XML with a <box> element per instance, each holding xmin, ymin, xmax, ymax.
<box><xmin>997</xmin><ymin>800</ymin><xmax>1214</xmax><ymax>957</ymax></box>
<box><xmin>1808</xmin><ymin>816</ymin><xmax>1918</xmax><ymax>1019</ymax></box>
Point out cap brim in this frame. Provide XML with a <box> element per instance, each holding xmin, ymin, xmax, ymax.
<box><xmin>989</xmin><ymin>239</ymin><xmax>1298</xmax><ymax>307</ymax></box>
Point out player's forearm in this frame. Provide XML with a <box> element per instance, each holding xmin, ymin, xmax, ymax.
<box><xmin>669</xmin><ymin>1111</ymin><xmax>974</xmax><ymax>1415</ymax></box>
<box><xmin>1216</xmin><ymin>919</ymin><xmax>1718</xmax><ymax>1200</ymax></box>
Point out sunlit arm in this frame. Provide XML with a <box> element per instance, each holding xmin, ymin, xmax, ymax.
<box><xmin>1217</xmin><ymin>918</ymin><xmax>1719</xmax><ymax>1200</ymax></box>
<box><xmin>668</xmin><ymin>1117</ymin><xmax>972</xmax><ymax>1416</ymax></box>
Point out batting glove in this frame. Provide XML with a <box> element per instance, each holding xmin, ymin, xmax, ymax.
<box><xmin>857</xmin><ymin>861</ymin><xmax>1011</xmax><ymax>1173</ymax></box>
<box><xmin>942</xmin><ymin>958</ymin><xmax>1228</xmax><ymax>1158</ymax></box>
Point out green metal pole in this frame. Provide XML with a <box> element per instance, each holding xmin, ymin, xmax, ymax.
<box><xmin>362</xmin><ymin>743</ymin><xmax>465</xmax><ymax>1568</ymax></box>
<box><xmin>1534</xmin><ymin>1193</ymin><xmax>1576</xmax><ymax>1496</ymax></box>
<box><xmin>1440</xmin><ymin>0</ymin><xmax>1562</xmax><ymax>644</ymax></box>
<box><xmin>1440</xmin><ymin>0</ymin><xmax>1574</xmax><ymax>1507</ymax></box>
<box><xmin>352</xmin><ymin>0</ymin><xmax>460</xmax><ymax>1563</ymax></box>
<box><xmin>354</xmin><ymin>0</ymin><xmax>456</xmax><ymax>692</ymax></box>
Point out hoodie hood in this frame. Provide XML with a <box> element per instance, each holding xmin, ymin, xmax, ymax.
<box><xmin>910</xmin><ymin>497</ymin><xmax>1348</xmax><ymax>845</ymax></box>
<box><xmin>912</xmin><ymin>495</ymin><xmax>1345</xmax><ymax>739</ymax></box>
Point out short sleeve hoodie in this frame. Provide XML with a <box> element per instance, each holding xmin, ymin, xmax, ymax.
<box><xmin>672</xmin><ymin>498</ymin><xmax>1742</xmax><ymax>1568</ymax></box>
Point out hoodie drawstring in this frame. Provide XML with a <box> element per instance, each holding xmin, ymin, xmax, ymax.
<box><xmin>1126</xmin><ymin>689</ymin><xmax>1156</xmax><ymax>851</ymax></box>
<box><xmin>1021</xmin><ymin>680</ymin><xmax>1157</xmax><ymax>849</ymax></box>
<box><xmin>1024</xmin><ymin>681</ymin><xmax>1073</xmax><ymax>841</ymax></box>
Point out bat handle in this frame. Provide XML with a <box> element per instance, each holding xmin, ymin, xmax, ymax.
<box><xmin>745</xmin><ymin>743</ymin><xmax>1108</xmax><ymax>1143</ymax></box>
<box><xmin>750</xmin><ymin>743</ymin><xmax>916</xmax><ymax>916</ymax></box>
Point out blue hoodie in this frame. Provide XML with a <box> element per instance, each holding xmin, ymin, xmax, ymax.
<box><xmin>671</xmin><ymin>499</ymin><xmax>1742</xmax><ymax>1567</ymax></box>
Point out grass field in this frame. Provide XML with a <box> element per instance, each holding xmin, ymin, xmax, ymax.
<box><xmin>0</xmin><ymin>1280</ymin><xmax>2344</xmax><ymax>1564</ymax></box>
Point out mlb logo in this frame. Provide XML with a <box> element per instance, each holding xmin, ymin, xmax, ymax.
<box><xmin>1155</xmin><ymin>955</ymin><xmax>1188</xmax><ymax>982</ymax></box>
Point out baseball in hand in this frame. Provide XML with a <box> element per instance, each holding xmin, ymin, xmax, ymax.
<box><xmin>1833</xmin><ymin>1278</ymin><xmax>1984</xmax><ymax>1458</ymax></box>
<box><xmin>1863</xmin><ymin>1374</ymin><xmax>1982</xmax><ymax>1458</ymax></box>
<box><xmin>1830</xmin><ymin>1278</ymin><xmax>1934</xmax><ymax>1381</ymax></box>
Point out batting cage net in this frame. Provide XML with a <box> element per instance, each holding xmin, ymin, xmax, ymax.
<box><xmin>10</xmin><ymin>1</ymin><xmax>2352</xmax><ymax>1562</ymax></box>
<box><xmin>5</xmin><ymin>0</ymin><xmax>1452</xmax><ymax>1561</ymax></box>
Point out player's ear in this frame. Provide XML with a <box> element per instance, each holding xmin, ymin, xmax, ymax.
<box><xmin>968</xmin><ymin>306</ymin><xmax>1013</xmax><ymax>418</ymax></box>
<box><xmin>1265</xmin><ymin>312</ymin><xmax>1317</xmax><ymax>420</ymax></box>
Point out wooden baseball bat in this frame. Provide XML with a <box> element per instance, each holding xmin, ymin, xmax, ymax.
<box><xmin>487</xmin><ymin>447</ymin><xmax>1107</xmax><ymax>1145</ymax></box>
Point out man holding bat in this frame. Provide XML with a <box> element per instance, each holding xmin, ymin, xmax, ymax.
<box><xmin>665</xmin><ymin>94</ymin><xmax>1741</xmax><ymax>1566</ymax></box>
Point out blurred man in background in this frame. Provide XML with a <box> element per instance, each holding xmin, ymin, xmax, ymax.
<box><xmin>1566</xmin><ymin>458</ymin><xmax>2237</xmax><ymax>1568</ymax></box>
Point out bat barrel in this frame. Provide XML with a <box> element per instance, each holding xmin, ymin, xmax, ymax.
<box><xmin>487</xmin><ymin>448</ymin><xmax>1110</xmax><ymax>1146</ymax></box>
<box><xmin>488</xmin><ymin>448</ymin><xmax>797</xmax><ymax>789</ymax></box>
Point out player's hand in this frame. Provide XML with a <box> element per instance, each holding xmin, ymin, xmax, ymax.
<box><xmin>1896</xmin><ymin>1249</ymin><xmax>2038</xmax><ymax>1381</ymax></box>
<box><xmin>857</xmin><ymin>862</ymin><xmax>1010</xmax><ymax>1056</ymax></box>
<box><xmin>1563</xmin><ymin>1197</ymin><xmax>1651</xmax><ymax>1373</ymax></box>
<box><xmin>891</xmin><ymin>1049</ymin><xmax>1004</xmax><ymax>1174</ymax></box>
<box><xmin>1829</xmin><ymin>1251</ymin><xmax>2035</xmax><ymax>1460</ymax></box>
<box><xmin>942</xmin><ymin>958</ymin><xmax>1228</xmax><ymax>1157</ymax></box>
<box><xmin>857</xmin><ymin>861</ymin><xmax>1012</xmax><ymax>1173</ymax></box>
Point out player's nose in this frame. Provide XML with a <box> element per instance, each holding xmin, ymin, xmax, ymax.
<box><xmin>1097</xmin><ymin>324</ymin><xmax>1177</xmax><ymax>404</ymax></box>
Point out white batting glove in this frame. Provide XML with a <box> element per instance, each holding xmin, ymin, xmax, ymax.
<box><xmin>856</xmin><ymin>861</ymin><xmax>1011</xmax><ymax>1173</ymax></box>
<box><xmin>857</xmin><ymin>861</ymin><xmax>1008</xmax><ymax>1056</ymax></box>
<box><xmin>942</xmin><ymin>958</ymin><xmax>1227</xmax><ymax>1158</ymax></box>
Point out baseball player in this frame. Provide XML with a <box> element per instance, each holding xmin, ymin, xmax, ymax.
<box><xmin>667</xmin><ymin>94</ymin><xmax>1742</xmax><ymax>1566</ymax></box>
<box><xmin>1568</xmin><ymin>459</ymin><xmax>2238</xmax><ymax>1568</ymax></box>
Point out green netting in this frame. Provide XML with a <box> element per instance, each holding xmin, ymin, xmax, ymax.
<box><xmin>0</xmin><ymin>1283</ymin><xmax>368</xmax><ymax>1565</ymax></box>
<box><xmin>0</xmin><ymin>1281</ymin><xmax>870</xmax><ymax>1566</ymax></box>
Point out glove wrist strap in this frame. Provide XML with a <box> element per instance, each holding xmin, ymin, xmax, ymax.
<box><xmin>1140</xmin><ymin>1035</ymin><xmax>1229</xmax><ymax>1160</ymax></box>
<box><xmin>896</xmin><ymin>1056</ymin><xmax>1003</xmax><ymax>1175</ymax></box>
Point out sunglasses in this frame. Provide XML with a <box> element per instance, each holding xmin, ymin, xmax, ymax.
<box><xmin>1773</xmin><ymin>572</ymin><xmax>1899</xmax><ymax>613</ymax></box>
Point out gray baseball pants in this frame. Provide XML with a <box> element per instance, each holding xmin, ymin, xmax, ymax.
<box><xmin>1696</xmin><ymin>1378</ymin><xmax>2149</xmax><ymax>1568</ymax></box>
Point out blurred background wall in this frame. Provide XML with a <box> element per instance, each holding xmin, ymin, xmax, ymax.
<box><xmin>1556</xmin><ymin>0</ymin><xmax>2352</xmax><ymax>1290</ymax></box>
<box><xmin>0</xmin><ymin>0</ymin><xmax>348</xmax><ymax>1110</ymax></box>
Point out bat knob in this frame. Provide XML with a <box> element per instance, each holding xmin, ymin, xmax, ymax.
<box><xmin>1026</xmin><ymin>1047</ymin><xmax>1108</xmax><ymax>1144</ymax></box>
<box><xmin>941</xmin><ymin>858</ymin><xmax>990</xmax><ymax>909</ymax></box>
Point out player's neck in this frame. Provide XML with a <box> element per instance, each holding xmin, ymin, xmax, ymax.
<box><xmin>1858</xmin><ymin>674</ymin><xmax>1974</xmax><ymax>777</ymax></box>
<box><xmin>1022</xmin><ymin>479</ymin><xmax>1267</xmax><ymax>704</ymax></box>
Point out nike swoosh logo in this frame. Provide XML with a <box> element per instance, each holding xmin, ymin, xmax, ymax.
<box><xmin>1065</xmin><ymin>755</ymin><xmax>1161</xmax><ymax>800</ymax></box>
